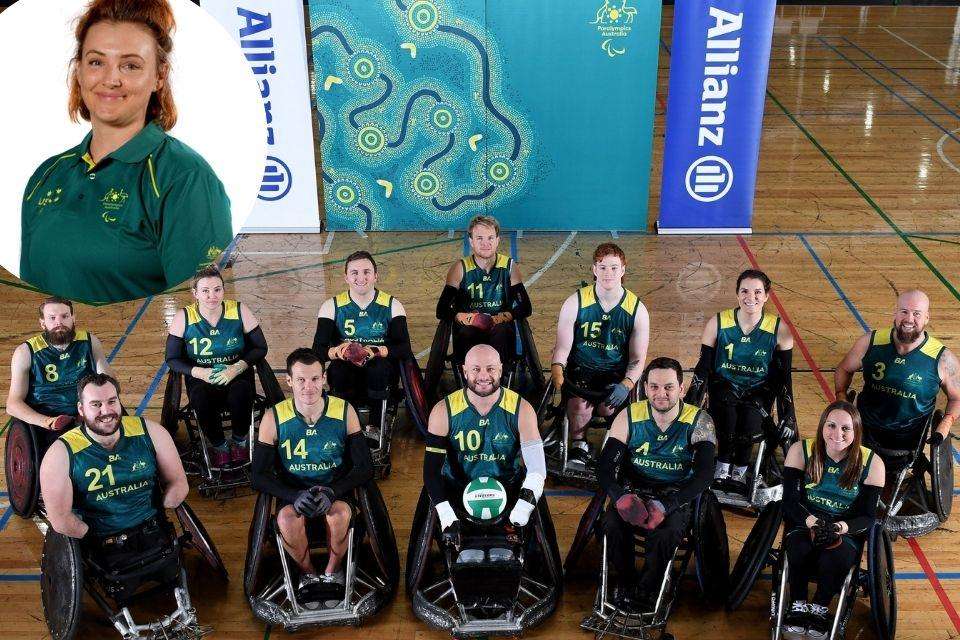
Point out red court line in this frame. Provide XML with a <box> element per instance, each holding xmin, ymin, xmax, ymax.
<box><xmin>736</xmin><ymin>234</ymin><xmax>960</xmax><ymax>634</ymax></box>
<box><xmin>656</xmin><ymin>93</ymin><xmax>666</xmax><ymax>110</ymax></box>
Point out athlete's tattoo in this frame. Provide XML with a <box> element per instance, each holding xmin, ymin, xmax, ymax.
<box><xmin>943</xmin><ymin>350</ymin><xmax>960</xmax><ymax>390</ymax></box>
<box><xmin>691</xmin><ymin>411</ymin><xmax>718</xmax><ymax>446</ymax></box>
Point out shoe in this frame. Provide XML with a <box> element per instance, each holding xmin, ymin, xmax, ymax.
<box><xmin>297</xmin><ymin>573</ymin><xmax>323</xmax><ymax>610</ymax></box>
<box><xmin>806</xmin><ymin>604</ymin><xmax>830</xmax><ymax>640</ymax></box>
<box><xmin>210</xmin><ymin>444</ymin><xmax>230</xmax><ymax>470</ymax></box>
<box><xmin>230</xmin><ymin>437</ymin><xmax>249</xmax><ymax>466</ymax></box>
<box><xmin>782</xmin><ymin>600</ymin><xmax>808</xmax><ymax>640</ymax></box>
<box><xmin>724</xmin><ymin>466</ymin><xmax>749</xmax><ymax>495</ymax></box>
<box><xmin>714</xmin><ymin>461</ymin><xmax>730</xmax><ymax>480</ymax></box>
<box><xmin>319</xmin><ymin>570</ymin><xmax>346</xmax><ymax>608</ymax></box>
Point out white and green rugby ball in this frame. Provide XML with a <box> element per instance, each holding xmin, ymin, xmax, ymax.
<box><xmin>462</xmin><ymin>477</ymin><xmax>508</xmax><ymax>520</ymax></box>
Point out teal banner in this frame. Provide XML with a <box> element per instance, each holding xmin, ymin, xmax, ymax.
<box><xmin>309</xmin><ymin>0</ymin><xmax>661</xmax><ymax>231</ymax></box>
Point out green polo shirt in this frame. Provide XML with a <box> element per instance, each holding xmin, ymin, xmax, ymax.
<box><xmin>20</xmin><ymin>122</ymin><xmax>232</xmax><ymax>304</ymax></box>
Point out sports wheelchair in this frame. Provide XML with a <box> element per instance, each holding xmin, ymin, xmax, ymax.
<box><xmin>423</xmin><ymin>318</ymin><xmax>546</xmax><ymax>408</ymax></box>
<box><xmin>405</xmin><ymin>486</ymin><xmax>563</xmax><ymax>637</ymax></box>
<box><xmin>727</xmin><ymin>501</ymin><xmax>896</xmax><ymax>640</ymax></box>
<box><xmin>40</xmin><ymin>503</ymin><xmax>227</xmax><ymax>640</ymax></box>
<box><xmin>160</xmin><ymin>360</ymin><xmax>284</xmax><ymax>498</ymax></box>
<box><xmin>243</xmin><ymin>482</ymin><xmax>399</xmax><ymax>631</ymax></box>
<box><xmin>5</xmin><ymin>416</ymin><xmax>58</xmax><ymax>518</ymax></box>
<box><xmin>565</xmin><ymin>489</ymin><xmax>729</xmax><ymax>640</ymax></box>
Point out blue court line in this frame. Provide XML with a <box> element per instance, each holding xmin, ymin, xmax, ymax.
<box><xmin>0</xmin><ymin>575</ymin><xmax>40</xmax><ymax>582</ymax></box>
<box><xmin>797</xmin><ymin>235</ymin><xmax>960</xmax><ymax>464</ymax></box>
<box><xmin>106</xmin><ymin>296</ymin><xmax>155</xmax><ymax>364</ymax></box>
<box><xmin>757</xmin><ymin>572</ymin><xmax>960</xmax><ymax>581</ymax></box>
<box><xmin>0</xmin><ymin>507</ymin><xmax>13</xmax><ymax>533</ymax></box>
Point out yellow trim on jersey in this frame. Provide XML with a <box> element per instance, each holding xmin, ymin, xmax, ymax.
<box><xmin>629</xmin><ymin>400</ymin><xmax>650</xmax><ymax>423</ymax></box>
<box><xmin>462</xmin><ymin>255</ymin><xmax>477</xmax><ymax>272</ymax></box>
<box><xmin>146</xmin><ymin>155</ymin><xmax>161</xmax><ymax>198</ymax></box>
<box><xmin>185</xmin><ymin>304</ymin><xmax>201</xmax><ymax>326</ymax></box>
<box><xmin>498</xmin><ymin>388</ymin><xmax>519</xmax><ymax>414</ymax></box>
<box><xmin>81</xmin><ymin>152</ymin><xmax>96</xmax><ymax>171</ymax></box>
<box><xmin>719</xmin><ymin>309</ymin><xmax>736</xmax><ymax>330</ymax></box>
<box><xmin>426</xmin><ymin>446</ymin><xmax>446</xmax><ymax>455</ymax></box>
<box><xmin>803</xmin><ymin>437</ymin><xmax>815</xmax><ymax>458</ymax></box>
<box><xmin>61</xmin><ymin>427</ymin><xmax>92</xmax><ymax>455</ymax></box>
<box><xmin>121</xmin><ymin>416</ymin><xmax>146</xmax><ymax>436</ymax></box>
<box><xmin>447</xmin><ymin>389</ymin><xmax>468</xmax><ymax>417</ymax></box>
<box><xmin>759</xmin><ymin>313</ymin><xmax>778</xmax><ymax>334</ymax></box>
<box><xmin>223</xmin><ymin>299</ymin><xmax>239</xmax><ymax>320</ymax></box>
<box><xmin>678</xmin><ymin>402</ymin><xmax>699</xmax><ymax>425</ymax></box>
<box><xmin>495</xmin><ymin>253</ymin><xmax>510</xmax><ymax>269</ymax></box>
<box><xmin>578</xmin><ymin>285</ymin><xmax>596</xmax><ymax>309</ymax></box>
<box><xmin>75</xmin><ymin>329</ymin><xmax>89</xmax><ymax>341</ymax></box>
<box><xmin>620</xmin><ymin>290</ymin><xmax>639</xmax><ymax>315</ymax></box>
<box><xmin>335</xmin><ymin>291</ymin><xmax>351</xmax><ymax>307</ymax></box>
<box><xmin>375</xmin><ymin>290</ymin><xmax>392</xmax><ymax>307</ymax></box>
<box><xmin>274</xmin><ymin>398</ymin><xmax>295</xmax><ymax>425</ymax></box>
<box><xmin>325</xmin><ymin>395</ymin><xmax>346</xmax><ymax>421</ymax></box>
<box><xmin>26</xmin><ymin>153</ymin><xmax>77</xmax><ymax>202</ymax></box>
<box><xmin>27</xmin><ymin>334</ymin><xmax>49</xmax><ymax>353</ymax></box>
<box><xmin>920</xmin><ymin>336</ymin><xmax>945</xmax><ymax>360</ymax></box>
<box><xmin>872</xmin><ymin>330</ymin><xmax>892</xmax><ymax>346</ymax></box>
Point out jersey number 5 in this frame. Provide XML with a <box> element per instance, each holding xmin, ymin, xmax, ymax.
<box><xmin>343</xmin><ymin>319</ymin><xmax>355</xmax><ymax>336</ymax></box>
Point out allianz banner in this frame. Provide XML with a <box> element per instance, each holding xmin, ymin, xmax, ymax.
<box><xmin>658</xmin><ymin>0</ymin><xmax>775</xmax><ymax>234</ymax></box>
<box><xmin>309</xmin><ymin>0</ymin><xmax>661</xmax><ymax>232</ymax></box>
<box><xmin>202</xmin><ymin>0</ymin><xmax>322</xmax><ymax>232</ymax></box>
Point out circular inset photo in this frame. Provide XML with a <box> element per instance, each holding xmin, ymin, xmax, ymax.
<box><xmin>0</xmin><ymin>0</ymin><xmax>266</xmax><ymax>304</ymax></box>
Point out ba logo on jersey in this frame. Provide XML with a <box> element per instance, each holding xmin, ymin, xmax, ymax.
<box><xmin>478</xmin><ymin>418</ymin><xmax>490</xmax><ymax>427</ymax></box>
<box><xmin>894</xmin><ymin>357</ymin><xmax>906</xmax><ymax>365</ymax></box>
<box><xmin>740</xmin><ymin>336</ymin><xmax>751</xmax><ymax>343</ymax></box>
<box><xmin>59</xmin><ymin>352</ymin><xmax>71</xmax><ymax>360</ymax></box>
<box><xmin>657</xmin><ymin>434</ymin><xmax>668</xmax><ymax>441</ymax></box>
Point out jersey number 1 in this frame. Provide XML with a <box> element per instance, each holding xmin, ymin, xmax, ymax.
<box><xmin>467</xmin><ymin>283</ymin><xmax>484</xmax><ymax>299</ymax></box>
<box><xmin>724</xmin><ymin>343</ymin><xmax>734</xmax><ymax>360</ymax></box>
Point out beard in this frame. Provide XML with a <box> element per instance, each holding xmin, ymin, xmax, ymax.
<box><xmin>82</xmin><ymin>412</ymin><xmax>121</xmax><ymax>437</ymax></box>
<box><xmin>44</xmin><ymin>325</ymin><xmax>75</xmax><ymax>346</ymax></box>
<box><xmin>894</xmin><ymin>323</ymin><xmax>923</xmax><ymax>344</ymax></box>
<box><xmin>466</xmin><ymin>378</ymin><xmax>500</xmax><ymax>398</ymax></box>
<box><xmin>650</xmin><ymin>397</ymin><xmax>680</xmax><ymax>415</ymax></box>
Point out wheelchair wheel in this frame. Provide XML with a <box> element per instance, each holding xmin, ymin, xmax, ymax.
<box><xmin>255</xmin><ymin>360</ymin><xmax>285</xmax><ymax>405</ymax></box>
<box><xmin>159</xmin><ymin>369</ymin><xmax>183</xmax><ymax>437</ymax></box>
<box><xmin>694</xmin><ymin>491</ymin><xmax>729</xmax><ymax>605</ymax></box>
<box><xmin>867</xmin><ymin>524</ymin><xmax>897</xmax><ymax>640</ymax></box>
<box><xmin>728</xmin><ymin>500</ymin><xmax>783</xmax><ymax>611</ymax></box>
<box><xmin>563</xmin><ymin>490</ymin><xmax>605</xmax><ymax>576</ymax></box>
<box><xmin>176</xmin><ymin>502</ymin><xmax>229</xmax><ymax>582</ymax></box>
<box><xmin>358</xmin><ymin>482</ymin><xmax>401</xmax><ymax>595</ymax></box>
<box><xmin>400</xmin><ymin>358</ymin><xmax>430</xmax><ymax>436</ymax></box>
<box><xmin>516</xmin><ymin>318</ymin><xmax>546</xmax><ymax>403</ymax></box>
<box><xmin>40</xmin><ymin>531</ymin><xmax>83</xmax><ymax>640</ymax></box>
<box><xmin>424</xmin><ymin>319</ymin><xmax>452</xmax><ymax>407</ymax></box>
<box><xmin>5</xmin><ymin>420</ymin><xmax>40</xmax><ymax>518</ymax></box>
<box><xmin>404</xmin><ymin>487</ymin><xmax>435</xmax><ymax>594</ymax></box>
<box><xmin>928</xmin><ymin>410</ymin><xmax>952</xmax><ymax>523</ymax></box>
<box><xmin>244</xmin><ymin>492</ymin><xmax>275</xmax><ymax>599</ymax></box>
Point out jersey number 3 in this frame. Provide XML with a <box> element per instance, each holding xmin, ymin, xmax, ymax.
<box><xmin>871</xmin><ymin>362</ymin><xmax>885</xmax><ymax>381</ymax></box>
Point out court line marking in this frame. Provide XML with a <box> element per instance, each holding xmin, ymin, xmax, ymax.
<box><xmin>937</xmin><ymin>127</ymin><xmax>960</xmax><ymax>175</ymax></box>
<box><xmin>413</xmin><ymin>231</ymin><xmax>577</xmax><ymax>360</ymax></box>
<box><xmin>743</xmin><ymin>235</ymin><xmax>960</xmax><ymax>634</ymax></box>
<box><xmin>879</xmin><ymin>26</ymin><xmax>954</xmax><ymax>70</ymax></box>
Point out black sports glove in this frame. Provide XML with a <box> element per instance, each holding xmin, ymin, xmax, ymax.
<box><xmin>927</xmin><ymin>431</ymin><xmax>945</xmax><ymax>448</ymax></box>
<box><xmin>441</xmin><ymin>520</ymin><xmax>462</xmax><ymax>550</ymax></box>
<box><xmin>312</xmin><ymin>486</ymin><xmax>336</xmax><ymax>516</ymax></box>
<box><xmin>603</xmin><ymin>382</ymin><xmax>632</xmax><ymax>409</ymax></box>
<box><xmin>293</xmin><ymin>489</ymin><xmax>321</xmax><ymax>518</ymax></box>
<box><xmin>812</xmin><ymin>520</ymin><xmax>841</xmax><ymax>548</ymax></box>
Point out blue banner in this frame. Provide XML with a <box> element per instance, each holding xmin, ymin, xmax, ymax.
<box><xmin>657</xmin><ymin>0</ymin><xmax>775</xmax><ymax>233</ymax></box>
<box><xmin>309</xmin><ymin>0</ymin><xmax>661</xmax><ymax>231</ymax></box>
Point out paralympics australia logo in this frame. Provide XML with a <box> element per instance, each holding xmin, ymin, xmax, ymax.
<box><xmin>100</xmin><ymin>187</ymin><xmax>129</xmax><ymax>223</ymax></box>
<box><xmin>590</xmin><ymin>0</ymin><xmax>637</xmax><ymax>57</ymax></box>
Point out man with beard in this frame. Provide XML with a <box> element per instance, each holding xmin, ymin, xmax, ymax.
<box><xmin>39</xmin><ymin>374</ymin><xmax>188</xmax><ymax>561</ymax></box>
<box><xmin>436</xmin><ymin>215</ymin><xmax>532</xmax><ymax>366</ymax></box>
<box><xmin>835</xmin><ymin>289</ymin><xmax>960</xmax><ymax>466</ymax></box>
<box><xmin>422</xmin><ymin>344</ymin><xmax>545</xmax><ymax>542</ymax></box>
<box><xmin>550</xmin><ymin>243</ymin><xmax>650</xmax><ymax>467</ymax></box>
<box><xmin>596</xmin><ymin>357</ymin><xmax>717</xmax><ymax>613</ymax></box>
<box><xmin>252</xmin><ymin>348</ymin><xmax>373</xmax><ymax>608</ymax></box>
<box><xmin>6</xmin><ymin>297</ymin><xmax>110</xmax><ymax>451</ymax></box>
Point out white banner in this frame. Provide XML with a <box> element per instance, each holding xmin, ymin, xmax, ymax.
<box><xmin>201</xmin><ymin>0</ymin><xmax>321</xmax><ymax>232</ymax></box>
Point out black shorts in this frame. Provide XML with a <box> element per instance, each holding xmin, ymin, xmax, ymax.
<box><xmin>563</xmin><ymin>364</ymin><xmax>624</xmax><ymax>404</ymax></box>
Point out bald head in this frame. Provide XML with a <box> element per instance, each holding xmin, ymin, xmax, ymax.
<box><xmin>462</xmin><ymin>344</ymin><xmax>502</xmax><ymax>397</ymax></box>
<box><xmin>896</xmin><ymin>289</ymin><xmax>930</xmax><ymax>314</ymax></box>
<box><xmin>893</xmin><ymin>289</ymin><xmax>930</xmax><ymax>344</ymax></box>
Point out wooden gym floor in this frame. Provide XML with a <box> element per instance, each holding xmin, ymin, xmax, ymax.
<box><xmin>1</xmin><ymin>4</ymin><xmax>960</xmax><ymax>639</ymax></box>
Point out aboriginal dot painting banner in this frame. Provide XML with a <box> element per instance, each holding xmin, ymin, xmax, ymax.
<box><xmin>309</xmin><ymin>0</ymin><xmax>661</xmax><ymax>231</ymax></box>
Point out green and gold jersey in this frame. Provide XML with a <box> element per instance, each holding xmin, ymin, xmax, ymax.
<box><xmin>570</xmin><ymin>285</ymin><xmax>639</xmax><ymax>373</ymax></box>
<box><xmin>25</xmin><ymin>329</ymin><xmax>96</xmax><ymax>416</ymax></box>
<box><xmin>442</xmin><ymin>387</ymin><xmax>522</xmax><ymax>485</ymax></box>
<box><xmin>181</xmin><ymin>300</ymin><xmax>245</xmax><ymax>367</ymax></box>
<box><xmin>858</xmin><ymin>330</ymin><xmax>944</xmax><ymax>431</ymax></box>
<box><xmin>801</xmin><ymin>438</ymin><xmax>873</xmax><ymax>518</ymax></box>
<box><xmin>333</xmin><ymin>290</ymin><xmax>392</xmax><ymax>346</ymax></box>
<box><xmin>457</xmin><ymin>253</ymin><xmax>511</xmax><ymax>313</ymax></box>
<box><xmin>20</xmin><ymin>122</ymin><xmax>232</xmax><ymax>304</ymax></box>
<box><xmin>713</xmin><ymin>308</ymin><xmax>780</xmax><ymax>392</ymax></box>
<box><xmin>624</xmin><ymin>400</ymin><xmax>700</xmax><ymax>486</ymax></box>
<box><xmin>60</xmin><ymin>417</ymin><xmax>158</xmax><ymax>536</ymax></box>
<box><xmin>273</xmin><ymin>396</ymin><xmax>348</xmax><ymax>487</ymax></box>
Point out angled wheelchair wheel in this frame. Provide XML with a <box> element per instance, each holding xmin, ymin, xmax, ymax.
<box><xmin>176</xmin><ymin>502</ymin><xmax>229</xmax><ymax>582</ymax></box>
<box><xmin>244</xmin><ymin>492</ymin><xmax>275</xmax><ymax>600</ymax></box>
<box><xmin>694</xmin><ymin>491</ymin><xmax>730</xmax><ymax>605</ymax></box>
<box><xmin>400</xmin><ymin>357</ymin><xmax>430</xmax><ymax>436</ymax></box>
<box><xmin>255</xmin><ymin>359</ymin><xmax>286</xmax><ymax>405</ymax></box>
<box><xmin>5</xmin><ymin>420</ymin><xmax>40</xmax><ymax>518</ymax></box>
<box><xmin>563</xmin><ymin>490</ymin><xmax>605</xmax><ymax>576</ymax></box>
<box><xmin>159</xmin><ymin>370</ymin><xmax>183</xmax><ymax>437</ymax></box>
<box><xmin>928</xmin><ymin>410</ymin><xmax>952</xmax><ymax>523</ymax></box>
<box><xmin>868</xmin><ymin>524</ymin><xmax>897</xmax><ymax>640</ymax></box>
<box><xmin>41</xmin><ymin>531</ymin><xmax>83</xmax><ymax>640</ymax></box>
<box><xmin>728</xmin><ymin>500</ymin><xmax>783</xmax><ymax>611</ymax></box>
<box><xmin>404</xmin><ymin>487</ymin><xmax>435</xmax><ymax>595</ymax></box>
<box><xmin>516</xmin><ymin>318</ymin><xmax>546</xmax><ymax>404</ymax></box>
<box><xmin>358</xmin><ymin>482</ymin><xmax>401</xmax><ymax>595</ymax></box>
<box><xmin>424</xmin><ymin>319</ymin><xmax>452</xmax><ymax>407</ymax></box>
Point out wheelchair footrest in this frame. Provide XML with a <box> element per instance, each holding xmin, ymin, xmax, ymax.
<box><xmin>885</xmin><ymin>511</ymin><xmax>940</xmax><ymax>538</ymax></box>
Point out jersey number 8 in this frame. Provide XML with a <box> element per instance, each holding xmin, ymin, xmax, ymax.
<box><xmin>44</xmin><ymin>363</ymin><xmax>59</xmax><ymax>382</ymax></box>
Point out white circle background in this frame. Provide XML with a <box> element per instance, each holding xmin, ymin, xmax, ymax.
<box><xmin>0</xmin><ymin>0</ymin><xmax>266</xmax><ymax>278</ymax></box>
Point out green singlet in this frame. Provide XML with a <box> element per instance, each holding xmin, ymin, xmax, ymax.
<box><xmin>713</xmin><ymin>308</ymin><xmax>780</xmax><ymax>392</ymax></box>
<box><xmin>569</xmin><ymin>285</ymin><xmax>639</xmax><ymax>374</ymax></box>
<box><xmin>858</xmin><ymin>329</ymin><xmax>943</xmax><ymax>432</ymax></box>
<box><xmin>333</xmin><ymin>290</ymin><xmax>393</xmax><ymax>346</ymax></box>
<box><xmin>442</xmin><ymin>387</ymin><xmax>522</xmax><ymax>485</ymax></box>
<box><xmin>25</xmin><ymin>329</ymin><xmax>96</xmax><ymax>415</ymax></box>
<box><xmin>801</xmin><ymin>438</ymin><xmax>873</xmax><ymax>520</ymax></box>
<box><xmin>624</xmin><ymin>400</ymin><xmax>701</xmax><ymax>486</ymax></box>
<box><xmin>181</xmin><ymin>300</ymin><xmax>245</xmax><ymax>367</ymax></box>
<box><xmin>60</xmin><ymin>417</ymin><xmax>159</xmax><ymax>537</ymax></box>
<box><xmin>457</xmin><ymin>253</ymin><xmax>512</xmax><ymax>313</ymax></box>
<box><xmin>273</xmin><ymin>396</ymin><xmax>348</xmax><ymax>488</ymax></box>
<box><xmin>20</xmin><ymin>122</ymin><xmax>232</xmax><ymax>303</ymax></box>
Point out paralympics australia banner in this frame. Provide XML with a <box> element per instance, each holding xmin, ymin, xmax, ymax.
<box><xmin>309</xmin><ymin>0</ymin><xmax>661</xmax><ymax>231</ymax></box>
<box><xmin>658</xmin><ymin>0</ymin><xmax>776</xmax><ymax>233</ymax></box>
